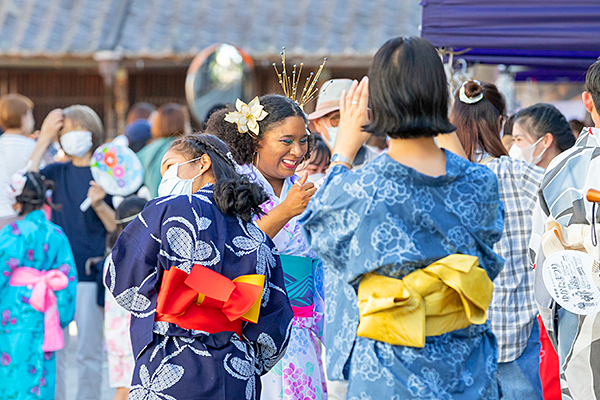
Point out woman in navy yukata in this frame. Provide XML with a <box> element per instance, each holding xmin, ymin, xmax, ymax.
<box><xmin>106</xmin><ymin>134</ymin><xmax>293</xmax><ymax>400</ymax></box>
<box><xmin>300</xmin><ymin>37</ymin><xmax>505</xmax><ymax>399</ymax></box>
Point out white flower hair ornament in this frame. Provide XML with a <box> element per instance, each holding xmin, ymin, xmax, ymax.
<box><xmin>224</xmin><ymin>97</ymin><xmax>268</xmax><ymax>137</ymax></box>
<box><xmin>458</xmin><ymin>80</ymin><xmax>484</xmax><ymax>105</ymax></box>
<box><xmin>5</xmin><ymin>161</ymin><xmax>32</xmax><ymax>201</ymax></box>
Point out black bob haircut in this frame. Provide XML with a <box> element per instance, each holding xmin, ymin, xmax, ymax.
<box><xmin>364</xmin><ymin>36</ymin><xmax>455</xmax><ymax>139</ymax></box>
<box><xmin>586</xmin><ymin>59</ymin><xmax>600</xmax><ymax>113</ymax></box>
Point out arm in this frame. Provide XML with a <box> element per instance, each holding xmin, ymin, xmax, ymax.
<box><xmin>88</xmin><ymin>181</ymin><xmax>116</xmax><ymax>232</ymax></box>
<box><xmin>29</xmin><ymin>109</ymin><xmax>64</xmax><ymax>172</ymax></box>
<box><xmin>435</xmin><ymin>132</ymin><xmax>469</xmax><ymax>160</ymax></box>
<box><xmin>255</xmin><ymin>172</ymin><xmax>316</xmax><ymax>239</ymax></box>
<box><xmin>329</xmin><ymin>77</ymin><xmax>371</xmax><ymax>170</ymax></box>
<box><xmin>52</xmin><ymin>231</ymin><xmax>78</xmax><ymax>328</ymax></box>
<box><xmin>256</xmin><ymin>204</ymin><xmax>294</xmax><ymax>239</ymax></box>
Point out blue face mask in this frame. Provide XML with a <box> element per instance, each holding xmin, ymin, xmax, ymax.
<box><xmin>157</xmin><ymin>157</ymin><xmax>203</xmax><ymax>197</ymax></box>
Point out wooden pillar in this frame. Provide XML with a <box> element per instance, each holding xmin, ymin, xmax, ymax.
<box><xmin>114</xmin><ymin>68</ymin><xmax>129</xmax><ymax>136</ymax></box>
<box><xmin>94</xmin><ymin>51</ymin><xmax>122</xmax><ymax>140</ymax></box>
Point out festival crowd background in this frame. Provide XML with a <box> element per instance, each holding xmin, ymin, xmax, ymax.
<box><xmin>0</xmin><ymin>13</ymin><xmax>600</xmax><ymax>400</ymax></box>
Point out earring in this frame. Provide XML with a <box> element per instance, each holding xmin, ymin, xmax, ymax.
<box><xmin>253</xmin><ymin>152</ymin><xmax>260</xmax><ymax>167</ymax></box>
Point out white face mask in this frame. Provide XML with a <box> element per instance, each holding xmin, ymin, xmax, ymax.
<box><xmin>509</xmin><ymin>136</ymin><xmax>545</xmax><ymax>164</ymax></box>
<box><xmin>307</xmin><ymin>173</ymin><xmax>326</xmax><ymax>183</ymax></box>
<box><xmin>324</xmin><ymin>126</ymin><xmax>338</xmax><ymax>148</ymax></box>
<box><xmin>60</xmin><ymin>130</ymin><xmax>93</xmax><ymax>158</ymax></box>
<box><xmin>157</xmin><ymin>156</ymin><xmax>203</xmax><ymax>197</ymax></box>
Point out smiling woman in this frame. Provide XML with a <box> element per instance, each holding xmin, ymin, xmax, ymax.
<box><xmin>207</xmin><ymin>94</ymin><xmax>327</xmax><ymax>400</ymax></box>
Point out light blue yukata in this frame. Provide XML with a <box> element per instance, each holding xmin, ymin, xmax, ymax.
<box><xmin>300</xmin><ymin>151</ymin><xmax>505</xmax><ymax>400</ymax></box>
<box><xmin>0</xmin><ymin>210</ymin><xmax>77</xmax><ymax>399</ymax></box>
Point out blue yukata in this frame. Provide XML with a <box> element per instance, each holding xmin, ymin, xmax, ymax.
<box><xmin>106</xmin><ymin>184</ymin><xmax>294</xmax><ymax>400</ymax></box>
<box><xmin>0</xmin><ymin>210</ymin><xmax>77</xmax><ymax>400</ymax></box>
<box><xmin>300</xmin><ymin>152</ymin><xmax>505</xmax><ymax>400</ymax></box>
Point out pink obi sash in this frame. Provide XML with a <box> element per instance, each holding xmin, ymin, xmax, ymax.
<box><xmin>291</xmin><ymin>304</ymin><xmax>314</xmax><ymax>318</ymax></box>
<box><xmin>9</xmin><ymin>267</ymin><xmax>69</xmax><ymax>352</ymax></box>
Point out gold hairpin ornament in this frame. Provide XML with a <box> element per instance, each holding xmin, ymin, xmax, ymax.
<box><xmin>272</xmin><ymin>47</ymin><xmax>327</xmax><ymax>109</ymax></box>
<box><xmin>224</xmin><ymin>97</ymin><xmax>268</xmax><ymax>136</ymax></box>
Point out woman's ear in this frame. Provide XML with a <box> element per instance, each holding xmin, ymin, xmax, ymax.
<box><xmin>199</xmin><ymin>153</ymin><xmax>212</xmax><ymax>174</ymax></box>
<box><xmin>542</xmin><ymin>132</ymin><xmax>555</xmax><ymax>149</ymax></box>
<box><xmin>583</xmin><ymin>91</ymin><xmax>596</xmax><ymax>114</ymax></box>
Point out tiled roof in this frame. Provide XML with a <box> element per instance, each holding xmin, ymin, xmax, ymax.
<box><xmin>0</xmin><ymin>0</ymin><xmax>420</xmax><ymax>59</ymax></box>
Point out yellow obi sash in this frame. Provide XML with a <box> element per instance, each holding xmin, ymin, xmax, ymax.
<box><xmin>357</xmin><ymin>254</ymin><xmax>493</xmax><ymax>348</ymax></box>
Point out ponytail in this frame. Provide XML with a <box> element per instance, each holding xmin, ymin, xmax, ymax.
<box><xmin>170</xmin><ymin>134</ymin><xmax>268</xmax><ymax>221</ymax></box>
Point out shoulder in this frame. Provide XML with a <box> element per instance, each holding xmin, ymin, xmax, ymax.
<box><xmin>149</xmin><ymin>189</ymin><xmax>218</xmax><ymax>219</ymax></box>
<box><xmin>487</xmin><ymin>156</ymin><xmax>543</xmax><ymax>181</ymax></box>
<box><xmin>41</xmin><ymin>161</ymin><xmax>70</xmax><ymax>178</ymax></box>
<box><xmin>452</xmin><ymin>152</ymin><xmax>498</xmax><ymax>185</ymax></box>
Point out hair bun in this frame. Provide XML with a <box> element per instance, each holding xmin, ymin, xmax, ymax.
<box><xmin>464</xmin><ymin>81</ymin><xmax>483</xmax><ymax>98</ymax></box>
<box><xmin>458</xmin><ymin>80</ymin><xmax>484</xmax><ymax>104</ymax></box>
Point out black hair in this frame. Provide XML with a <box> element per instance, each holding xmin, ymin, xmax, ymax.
<box><xmin>305</xmin><ymin>132</ymin><xmax>330</xmax><ymax>168</ymax></box>
<box><xmin>586</xmin><ymin>59</ymin><xmax>600</xmax><ymax>112</ymax></box>
<box><xmin>15</xmin><ymin>172</ymin><xmax>60</xmax><ymax>216</ymax></box>
<box><xmin>451</xmin><ymin>80</ymin><xmax>508</xmax><ymax>161</ymax></box>
<box><xmin>205</xmin><ymin>94</ymin><xmax>312</xmax><ymax>165</ymax></box>
<box><xmin>515</xmin><ymin>103</ymin><xmax>575</xmax><ymax>152</ymax></box>
<box><xmin>107</xmin><ymin>196</ymin><xmax>147</xmax><ymax>250</ymax></box>
<box><xmin>364</xmin><ymin>36</ymin><xmax>455</xmax><ymax>139</ymax></box>
<box><xmin>170</xmin><ymin>134</ymin><xmax>268</xmax><ymax>222</ymax></box>
<box><xmin>503</xmin><ymin>114</ymin><xmax>515</xmax><ymax>137</ymax></box>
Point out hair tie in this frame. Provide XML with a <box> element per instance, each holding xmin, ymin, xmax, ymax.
<box><xmin>459</xmin><ymin>80</ymin><xmax>484</xmax><ymax>104</ymax></box>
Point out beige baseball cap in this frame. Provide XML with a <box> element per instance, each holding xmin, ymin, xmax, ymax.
<box><xmin>307</xmin><ymin>79</ymin><xmax>353</xmax><ymax>120</ymax></box>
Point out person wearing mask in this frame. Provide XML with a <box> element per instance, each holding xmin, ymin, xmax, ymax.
<box><xmin>0</xmin><ymin>94</ymin><xmax>36</xmax><ymax>226</ymax></box>
<box><xmin>208</xmin><ymin>95</ymin><xmax>327</xmax><ymax>399</ymax></box>
<box><xmin>296</xmin><ymin>132</ymin><xmax>331</xmax><ymax>183</ymax></box>
<box><xmin>449</xmin><ymin>80</ymin><xmax>544</xmax><ymax>400</ymax></box>
<box><xmin>0</xmin><ymin>171</ymin><xmax>78</xmax><ymax>400</ymax></box>
<box><xmin>28</xmin><ymin>106</ymin><xmax>115</xmax><ymax>400</ymax></box>
<box><xmin>509</xmin><ymin>103</ymin><xmax>576</xmax><ymax>400</ymax></box>
<box><xmin>301</xmin><ymin>37</ymin><xmax>504</xmax><ymax>399</ymax></box>
<box><xmin>308</xmin><ymin>79</ymin><xmax>378</xmax><ymax>170</ymax></box>
<box><xmin>529</xmin><ymin>60</ymin><xmax>600</xmax><ymax>400</ymax></box>
<box><xmin>510</xmin><ymin>103</ymin><xmax>576</xmax><ymax>170</ymax></box>
<box><xmin>107</xmin><ymin>134</ymin><xmax>293</xmax><ymax>400</ymax></box>
<box><xmin>137</xmin><ymin>103</ymin><xmax>191</xmax><ymax>197</ymax></box>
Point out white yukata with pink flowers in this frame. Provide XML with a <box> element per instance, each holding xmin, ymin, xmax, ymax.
<box><xmin>103</xmin><ymin>257</ymin><xmax>134</xmax><ymax>388</ymax></box>
<box><xmin>239</xmin><ymin>164</ymin><xmax>327</xmax><ymax>400</ymax></box>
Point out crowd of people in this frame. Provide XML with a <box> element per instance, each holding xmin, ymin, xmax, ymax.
<box><xmin>0</xmin><ymin>34</ymin><xmax>599</xmax><ymax>400</ymax></box>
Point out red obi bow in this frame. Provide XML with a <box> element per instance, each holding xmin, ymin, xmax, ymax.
<box><xmin>156</xmin><ymin>265</ymin><xmax>265</xmax><ymax>336</ymax></box>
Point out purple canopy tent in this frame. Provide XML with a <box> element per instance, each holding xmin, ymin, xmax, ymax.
<box><xmin>420</xmin><ymin>0</ymin><xmax>600</xmax><ymax>80</ymax></box>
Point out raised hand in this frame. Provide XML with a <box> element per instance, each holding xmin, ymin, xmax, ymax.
<box><xmin>281</xmin><ymin>172</ymin><xmax>317</xmax><ymax>218</ymax></box>
<box><xmin>332</xmin><ymin>76</ymin><xmax>371</xmax><ymax>165</ymax></box>
<box><xmin>38</xmin><ymin>109</ymin><xmax>64</xmax><ymax>145</ymax></box>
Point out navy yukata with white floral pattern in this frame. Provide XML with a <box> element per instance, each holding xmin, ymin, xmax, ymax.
<box><xmin>300</xmin><ymin>151</ymin><xmax>505</xmax><ymax>400</ymax></box>
<box><xmin>106</xmin><ymin>185</ymin><xmax>293</xmax><ymax>400</ymax></box>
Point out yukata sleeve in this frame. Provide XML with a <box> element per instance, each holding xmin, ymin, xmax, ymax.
<box><xmin>105</xmin><ymin>199</ymin><xmax>164</xmax><ymax>312</ymax></box>
<box><xmin>465</xmin><ymin>167</ymin><xmax>505</xmax><ymax>281</ymax></box>
<box><xmin>0</xmin><ymin>225</ymin><xmax>17</xmax><ymax>295</ymax></box>
<box><xmin>242</xmin><ymin>240</ymin><xmax>294</xmax><ymax>376</ymax></box>
<box><xmin>300</xmin><ymin>165</ymin><xmax>367</xmax><ymax>278</ymax></box>
<box><xmin>51</xmin><ymin>230</ymin><xmax>78</xmax><ymax>328</ymax></box>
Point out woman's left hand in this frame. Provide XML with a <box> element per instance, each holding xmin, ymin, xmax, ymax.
<box><xmin>332</xmin><ymin>76</ymin><xmax>371</xmax><ymax>164</ymax></box>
